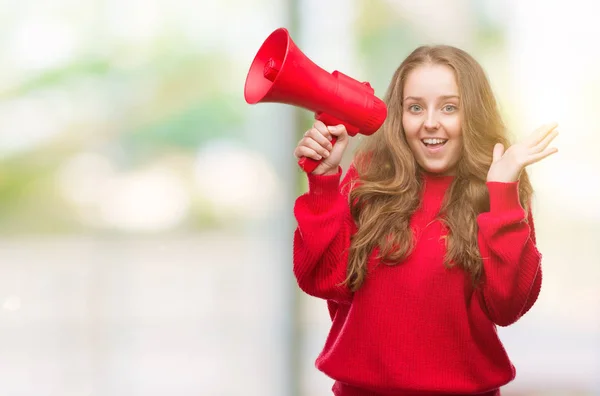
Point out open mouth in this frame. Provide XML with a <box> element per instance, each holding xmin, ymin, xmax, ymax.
<box><xmin>421</xmin><ymin>138</ymin><xmax>448</xmax><ymax>149</ymax></box>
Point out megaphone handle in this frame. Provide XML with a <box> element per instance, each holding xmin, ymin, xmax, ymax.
<box><xmin>297</xmin><ymin>112</ymin><xmax>359</xmax><ymax>173</ymax></box>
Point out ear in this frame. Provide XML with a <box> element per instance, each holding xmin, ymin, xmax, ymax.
<box><xmin>492</xmin><ymin>143</ymin><xmax>505</xmax><ymax>163</ymax></box>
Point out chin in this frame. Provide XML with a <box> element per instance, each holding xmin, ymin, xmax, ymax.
<box><xmin>420</xmin><ymin>162</ymin><xmax>456</xmax><ymax>176</ymax></box>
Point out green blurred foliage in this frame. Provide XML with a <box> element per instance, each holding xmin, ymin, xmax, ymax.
<box><xmin>0</xmin><ymin>26</ymin><xmax>246</xmax><ymax>233</ymax></box>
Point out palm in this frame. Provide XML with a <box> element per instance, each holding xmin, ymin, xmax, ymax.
<box><xmin>487</xmin><ymin>123</ymin><xmax>559</xmax><ymax>183</ymax></box>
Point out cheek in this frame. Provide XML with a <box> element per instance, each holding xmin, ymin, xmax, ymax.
<box><xmin>402</xmin><ymin>115</ymin><xmax>420</xmax><ymax>138</ymax></box>
<box><xmin>450</xmin><ymin>118</ymin><xmax>463</xmax><ymax>153</ymax></box>
<box><xmin>448</xmin><ymin>116</ymin><xmax>462</xmax><ymax>138</ymax></box>
<box><xmin>448</xmin><ymin>136</ymin><xmax>464</xmax><ymax>160</ymax></box>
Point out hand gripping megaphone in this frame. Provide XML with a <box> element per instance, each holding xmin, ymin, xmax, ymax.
<box><xmin>244</xmin><ymin>27</ymin><xmax>387</xmax><ymax>173</ymax></box>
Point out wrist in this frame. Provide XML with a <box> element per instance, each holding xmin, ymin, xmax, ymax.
<box><xmin>313</xmin><ymin>166</ymin><xmax>342</xmax><ymax>176</ymax></box>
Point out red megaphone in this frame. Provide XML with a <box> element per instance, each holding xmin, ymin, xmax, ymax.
<box><xmin>244</xmin><ymin>27</ymin><xmax>387</xmax><ymax>173</ymax></box>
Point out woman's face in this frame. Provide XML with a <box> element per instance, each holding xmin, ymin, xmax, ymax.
<box><xmin>401</xmin><ymin>64</ymin><xmax>463</xmax><ymax>176</ymax></box>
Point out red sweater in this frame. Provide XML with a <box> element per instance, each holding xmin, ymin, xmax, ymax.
<box><xmin>292</xmin><ymin>164</ymin><xmax>542</xmax><ymax>396</ymax></box>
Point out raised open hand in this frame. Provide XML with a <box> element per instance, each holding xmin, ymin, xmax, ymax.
<box><xmin>487</xmin><ymin>122</ymin><xmax>559</xmax><ymax>183</ymax></box>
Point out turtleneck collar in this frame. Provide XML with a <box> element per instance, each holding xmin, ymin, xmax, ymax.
<box><xmin>419</xmin><ymin>172</ymin><xmax>454</xmax><ymax>213</ymax></box>
<box><xmin>422</xmin><ymin>171</ymin><xmax>454</xmax><ymax>191</ymax></box>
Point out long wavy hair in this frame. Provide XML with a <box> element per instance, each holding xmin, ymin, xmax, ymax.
<box><xmin>344</xmin><ymin>45</ymin><xmax>533</xmax><ymax>292</ymax></box>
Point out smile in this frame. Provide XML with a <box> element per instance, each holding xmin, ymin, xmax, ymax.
<box><xmin>421</xmin><ymin>138</ymin><xmax>448</xmax><ymax>151</ymax></box>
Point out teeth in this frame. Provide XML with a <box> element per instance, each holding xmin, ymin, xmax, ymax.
<box><xmin>422</xmin><ymin>138</ymin><xmax>447</xmax><ymax>145</ymax></box>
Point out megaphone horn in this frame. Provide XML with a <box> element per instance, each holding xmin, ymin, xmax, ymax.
<box><xmin>244</xmin><ymin>28</ymin><xmax>387</xmax><ymax>173</ymax></box>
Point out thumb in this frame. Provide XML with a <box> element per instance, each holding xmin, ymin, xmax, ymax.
<box><xmin>492</xmin><ymin>143</ymin><xmax>505</xmax><ymax>163</ymax></box>
<box><xmin>324</xmin><ymin>124</ymin><xmax>350</xmax><ymax>162</ymax></box>
<box><xmin>328</xmin><ymin>124</ymin><xmax>349</xmax><ymax>141</ymax></box>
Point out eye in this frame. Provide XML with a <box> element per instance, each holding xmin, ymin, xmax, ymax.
<box><xmin>443</xmin><ymin>104</ymin><xmax>457</xmax><ymax>112</ymax></box>
<box><xmin>408</xmin><ymin>104</ymin><xmax>422</xmax><ymax>112</ymax></box>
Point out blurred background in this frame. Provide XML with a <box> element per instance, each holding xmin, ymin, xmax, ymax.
<box><xmin>0</xmin><ymin>0</ymin><xmax>598</xmax><ymax>395</ymax></box>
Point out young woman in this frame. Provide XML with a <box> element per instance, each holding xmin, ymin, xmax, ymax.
<box><xmin>292</xmin><ymin>45</ymin><xmax>558</xmax><ymax>395</ymax></box>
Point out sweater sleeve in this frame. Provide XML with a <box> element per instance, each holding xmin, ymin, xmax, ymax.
<box><xmin>292</xmin><ymin>165</ymin><xmax>358</xmax><ymax>304</ymax></box>
<box><xmin>476</xmin><ymin>181</ymin><xmax>543</xmax><ymax>327</ymax></box>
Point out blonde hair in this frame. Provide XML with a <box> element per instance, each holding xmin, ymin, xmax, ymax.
<box><xmin>345</xmin><ymin>45</ymin><xmax>533</xmax><ymax>291</ymax></box>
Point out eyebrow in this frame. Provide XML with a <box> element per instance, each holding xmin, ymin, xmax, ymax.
<box><xmin>403</xmin><ymin>95</ymin><xmax>460</xmax><ymax>101</ymax></box>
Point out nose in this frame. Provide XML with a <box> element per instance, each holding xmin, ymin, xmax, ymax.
<box><xmin>424</xmin><ymin>110</ymin><xmax>440</xmax><ymax>130</ymax></box>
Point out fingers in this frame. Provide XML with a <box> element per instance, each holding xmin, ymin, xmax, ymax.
<box><xmin>532</xmin><ymin>127</ymin><xmax>559</xmax><ymax>153</ymax></box>
<box><xmin>294</xmin><ymin>136</ymin><xmax>330</xmax><ymax>160</ymax></box>
<box><xmin>528</xmin><ymin>122</ymin><xmax>559</xmax><ymax>146</ymax></box>
<box><xmin>526</xmin><ymin>123</ymin><xmax>559</xmax><ymax>165</ymax></box>
<box><xmin>327</xmin><ymin>124</ymin><xmax>348</xmax><ymax>140</ymax></box>
<box><xmin>310</xmin><ymin>121</ymin><xmax>334</xmax><ymax>142</ymax></box>
<box><xmin>294</xmin><ymin>145</ymin><xmax>324</xmax><ymax>161</ymax></box>
<box><xmin>294</xmin><ymin>122</ymin><xmax>335</xmax><ymax>161</ymax></box>
<box><xmin>526</xmin><ymin>146</ymin><xmax>559</xmax><ymax>165</ymax></box>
